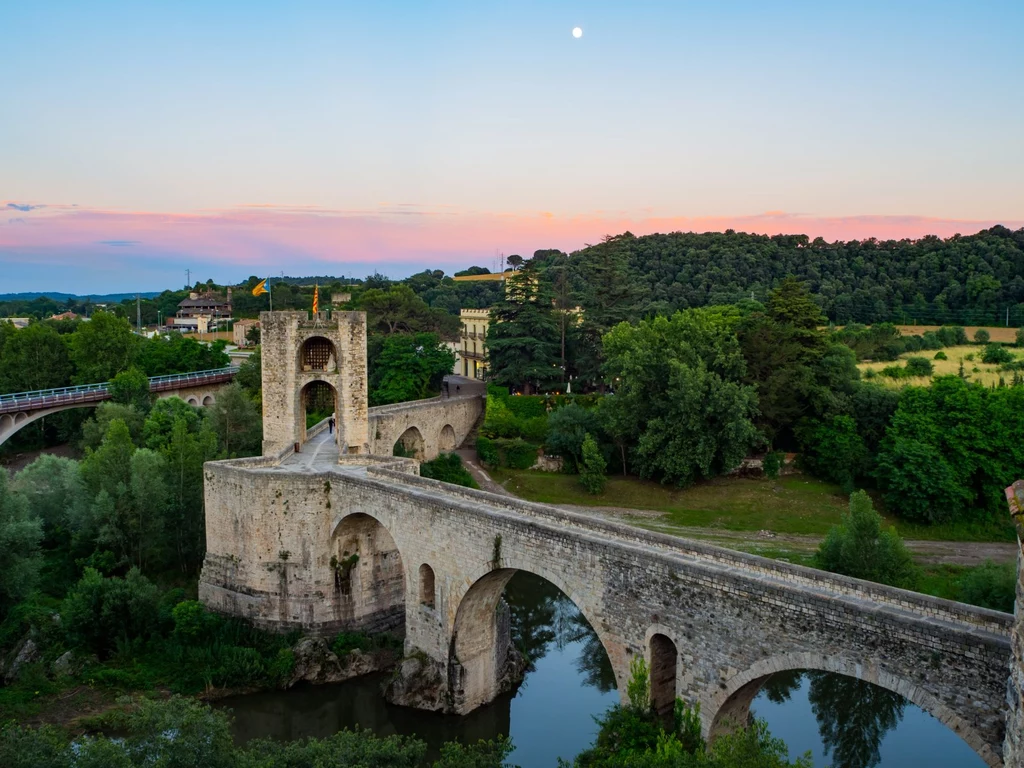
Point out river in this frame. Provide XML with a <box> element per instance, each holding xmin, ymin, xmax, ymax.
<box><xmin>216</xmin><ymin>572</ymin><xmax>986</xmax><ymax>768</ymax></box>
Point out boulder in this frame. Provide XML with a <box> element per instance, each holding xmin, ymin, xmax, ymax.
<box><xmin>286</xmin><ymin>637</ymin><xmax>391</xmax><ymax>688</ymax></box>
<box><xmin>4</xmin><ymin>637</ymin><xmax>39</xmax><ymax>684</ymax></box>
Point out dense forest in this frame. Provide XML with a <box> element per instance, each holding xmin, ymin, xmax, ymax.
<box><xmin>5</xmin><ymin>226</ymin><xmax>1021</xmax><ymax>328</ymax></box>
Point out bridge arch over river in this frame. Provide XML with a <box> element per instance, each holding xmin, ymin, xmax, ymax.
<box><xmin>199</xmin><ymin>310</ymin><xmax>1024</xmax><ymax>768</ymax></box>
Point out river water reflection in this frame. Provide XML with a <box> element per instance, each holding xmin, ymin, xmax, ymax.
<box><xmin>217</xmin><ymin>572</ymin><xmax>986</xmax><ymax>768</ymax></box>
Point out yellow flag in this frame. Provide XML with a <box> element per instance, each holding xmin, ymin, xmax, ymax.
<box><xmin>252</xmin><ymin>278</ymin><xmax>269</xmax><ymax>297</ymax></box>
<box><xmin>312</xmin><ymin>283</ymin><xmax>319</xmax><ymax>314</ymax></box>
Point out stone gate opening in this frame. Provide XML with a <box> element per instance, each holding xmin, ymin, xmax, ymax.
<box><xmin>649</xmin><ymin>633</ymin><xmax>678</xmax><ymax>719</ymax></box>
<box><xmin>419</xmin><ymin>564</ymin><xmax>436</xmax><ymax>608</ymax></box>
<box><xmin>302</xmin><ymin>380</ymin><xmax>337</xmax><ymax>431</ymax></box>
<box><xmin>301</xmin><ymin>336</ymin><xmax>337</xmax><ymax>372</ymax></box>
<box><xmin>330</xmin><ymin>513</ymin><xmax>405</xmax><ymax>633</ymax></box>
<box><xmin>394</xmin><ymin>426</ymin><xmax>425</xmax><ymax>460</ymax></box>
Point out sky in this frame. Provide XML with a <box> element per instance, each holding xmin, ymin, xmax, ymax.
<box><xmin>2</xmin><ymin>0</ymin><xmax>1023</xmax><ymax>293</ymax></box>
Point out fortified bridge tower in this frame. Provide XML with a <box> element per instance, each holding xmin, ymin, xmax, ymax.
<box><xmin>200</xmin><ymin>311</ymin><xmax>1023</xmax><ymax>768</ymax></box>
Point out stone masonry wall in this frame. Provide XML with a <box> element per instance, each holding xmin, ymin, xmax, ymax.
<box><xmin>1006</xmin><ymin>481</ymin><xmax>1024</xmax><ymax>768</ymax></box>
<box><xmin>368</xmin><ymin>395</ymin><xmax>483</xmax><ymax>460</ymax></box>
<box><xmin>259</xmin><ymin>311</ymin><xmax>368</xmax><ymax>456</ymax></box>
<box><xmin>200</xmin><ymin>457</ymin><xmax>1013</xmax><ymax>766</ymax></box>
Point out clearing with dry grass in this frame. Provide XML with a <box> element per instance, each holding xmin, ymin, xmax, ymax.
<box><xmin>858</xmin><ymin>344</ymin><xmax>1023</xmax><ymax>388</ymax></box>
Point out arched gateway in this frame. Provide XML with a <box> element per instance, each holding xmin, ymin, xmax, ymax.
<box><xmin>198</xmin><ymin>310</ymin><xmax>1021</xmax><ymax>768</ymax></box>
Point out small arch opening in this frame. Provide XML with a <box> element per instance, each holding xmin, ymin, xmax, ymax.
<box><xmin>419</xmin><ymin>563</ymin><xmax>436</xmax><ymax>608</ymax></box>
<box><xmin>202</xmin><ymin>395</ymin><xmax>214</xmax><ymax>407</ymax></box>
<box><xmin>393</xmin><ymin>426</ymin><xmax>425</xmax><ymax>460</ymax></box>
<box><xmin>439</xmin><ymin>424</ymin><xmax>457</xmax><ymax>451</ymax></box>
<box><xmin>186</xmin><ymin>397</ymin><xmax>199</xmax><ymax>406</ymax></box>
<box><xmin>302</xmin><ymin>380</ymin><xmax>337</xmax><ymax>430</ymax></box>
<box><xmin>301</xmin><ymin>336</ymin><xmax>337</xmax><ymax>372</ymax></box>
<box><xmin>649</xmin><ymin>633</ymin><xmax>677</xmax><ymax>719</ymax></box>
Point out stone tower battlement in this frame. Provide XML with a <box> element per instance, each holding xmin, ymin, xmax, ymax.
<box><xmin>259</xmin><ymin>311</ymin><xmax>369</xmax><ymax>456</ymax></box>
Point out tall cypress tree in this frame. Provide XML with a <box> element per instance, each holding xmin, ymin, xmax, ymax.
<box><xmin>486</xmin><ymin>261</ymin><xmax>560</xmax><ymax>394</ymax></box>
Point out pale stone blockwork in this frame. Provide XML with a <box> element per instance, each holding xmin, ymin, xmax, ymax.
<box><xmin>259</xmin><ymin>311</ymin><xmax>369</xmax><ymax>456</ymax></box>
<box><xmin>200</xmin><ymin>305</ymin><xmax>1022</xmax><ymax>768</ymax></box>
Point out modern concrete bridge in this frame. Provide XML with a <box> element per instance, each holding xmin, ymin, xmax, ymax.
<box><xmin>199</xmin><ymin>310</ymin><xmax>1024</xmax><ymax>768</ymax></box>
<box><xmin>0</xmin><ymin>367</ymin><xmax>236</xmax><ymax>446</ymax></box>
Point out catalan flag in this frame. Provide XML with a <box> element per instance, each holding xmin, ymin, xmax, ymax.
<box><xmin>312</xmin><ymin>283</ymin><xmax>320</xmax><ymax>314</ymax></box>
<box><xmin>252</xmin><ymin>277</ymin><xmax>270</xmax><ymax>297</ymax></box>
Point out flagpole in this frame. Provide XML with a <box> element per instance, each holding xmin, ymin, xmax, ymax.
<box><xmin>269</xmin><ymin>277</ymin><xmax>273</xmax><ymax>313</ymax></box>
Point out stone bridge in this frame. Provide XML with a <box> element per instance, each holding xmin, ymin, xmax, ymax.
<box><xmin>199</xmin><ymin>310</ymin><xmax>1023</xmax><ymax>768</ymax></box>
<box><xmin>0</xmin><ymin>367</ymin><xmax>236</xmax><ymax>446</ymax></box>
<box><xmin>368</xmin><ymin>393</ymin><xmax>483</xmax><ymax>460</ymax></box>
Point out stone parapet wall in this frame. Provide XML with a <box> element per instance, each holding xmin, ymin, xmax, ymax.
<box><xmin>367</xmin><ymin>394</ymin><xmax>483</xmax><ymax>460</ymax></box>
<box><xmin>1005</xmin><ymin>481</ymin><xmax>1024</xmax><ymax>768</ymax></box>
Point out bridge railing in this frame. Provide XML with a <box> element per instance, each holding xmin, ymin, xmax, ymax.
<box><xmin>0</xmin><ymin>367</ymin><xmax>237</xmax><ymax>414</ymax></box>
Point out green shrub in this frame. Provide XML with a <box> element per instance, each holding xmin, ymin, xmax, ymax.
<box><xmin>903</xmin><ymin>356</ymin><xmax>933</xmax><ymax>377</ymax></box>
<box><xmin>815</xmin><ymin>491</ymin><xmax>917</xmax><ymax>589</ymax></box>
<box><xmin>981</xmin><ymin>343</ymin><xmax>1014</xmax><ymax>365</ymax></box>
<box><xmin>519</xmin><ymin>415</ymin><xmax>549</xmax><ymax>443</ymax></box>
<box><xmin>933</xmin><ymin>351</ymin><xmax>947</xmax><ymax>360</ymax></box>
<box><xmin>486</xmin><ymin>384</ymin><xmax>510</xmax><ymax>400</ymax></box>
<box><xmin>481</xmin><ymin>397</ymin><xmax>520</xmax><ymax>438</ymax></box>
<box><xmin>973</xmin><ymin>328</ymin><xmax>990</xmax><ymax>344</ymax></box>
<box><xmin>505</xmin><ymin>395</ymin><xmax>546</xmax><ymax>420</ymax></box>
<box><xmin>476</xmin><ymin>436</ymin><xmax>499</xmax><ymax>467</ymax></box>
<box><xmin>762</xmin><ymin>451</ymin><xmax>785</xmax><ymax>479</ymax></box>
<box><xmin>61</xmin><ymin>568</ymin><xmax>161</xmax><ymax>659</ymax></box>
<box><xmin>579</xmin><ymin>433</ymin><xmax>606</xmax><ymax>494</ymax></box>
<box><xmin>958</xmin><ymin>561</ymin><xmax>1016</xmax><ymax>613</ymax></box>
<box><xmin>879</xmin><ymin>365</ymin><xmax>905</xmax><ymax>379</ymax></box>
<box><xmin>937</xmin><ymin>325</ymin><xmax>968</xmax><ymax>346</ymax></box>
<box><xmin>1017</xmin><ymin>327</ymin><xmax>1024</xmax><ymax>348</ymax></box>
<box><xmin>499</xmin><ymin>438</ymin><xmax>539</xmax><ymax>470</ymax></box>
<box><xmin>419</xmin><ymin>453</ymin><xmax>479</xmax><ymax>489</ymax></box>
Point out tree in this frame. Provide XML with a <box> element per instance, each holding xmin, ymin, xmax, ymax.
<box><xmin>68</xmin><ymin>311</ymin><xmax>140</xmax><ymax>383</ymax></box>
<box><xmin>161</xmin><ymin>418</ymin><xmax>219</xmax><ymax>573</ymax></box>
<box><xmin>579</xmin><ymin>433</ymin><xmax>607</xmax><ymax>494</ymax></box>
<box><xmin>80</xmin><ymin>402</ymin><xmax>146</xmax><ymax>451</ymax></box>
<box><xmin>107</xmin><ymin>367</ymin><xmax>151</xmax><ymax>412</ymax></box>
<box><xmin>487</xmin><ymin>263</ymin><xmax>561</xmax><ymax>394</ymax></box>
<box><xmin>506</xmin><ymin>254</ymin><xmax>524</xmax><ymax>271</ymax></box>
<box><xmin>207</xmin><ymin>382</ymin><xmax>262</xmax><ymax>456</ymax></box>
<box><xmin>0</xmin><ymin>471</ymin><xmax>42</xmax><ymax>618</ymax></box>
<box><xmin>815</xmin><ymin>491</ymin><xmax>916</xmax><ymax>588</ymax></box>
<box><xmin>795</xmin><ymin>415</ymin><xmax>867</xmax><ymax>491</ymax></box>
<box><xmin>546</xmin><ymin>403</ymin><xmax>602</xmax><ymax>472</ymax></box>
<box><xmin>358</xmin><ymin>284</ymin><xmax>459</xmax><ymax>339</ymax></box>
<box><xmin>61</xmin><ymin>567</ymin><xmax>161</xmax><ymax>658</ymax></box>
<box><xmin>369</xmin><ymin>333</ymin><xmax>455</xmax><ymax>406</ymax></box>
<box><xmin>236</xmin><ymin>346</ymin><xmax>262</xmax><ymax>404</ymax></box>
<box><xmin>973</xmin><ymin>328</ymin><xmax>990</xmax><ymax>344</ymax></box>
<box><xmin>601</xmin><ymin>309</ymin><xmax>760</xmax><ymax>486</ymax></box>
<box><xmin>0</xmin><ymin>322</ymin><xmax>73</xmax><ymax>395</ymax></box>
<box><xmin>958</xmin><ymin>561</ymin><xmax>1016</xmax><ymax>613</ymax></box>
<box><xmin>142</xmin><ymin>396</ymin><xmax>202</xmax><ymax>450</ymax></box>
<box><xmin>1016</xmin><ymin>327</ymin><xmax>1024</xmax><ymax>347</ymax></box>
<box><xmin>11</xmin><ymin>455</ymin><xmax>88</xmax><ymax>541</ymax></box>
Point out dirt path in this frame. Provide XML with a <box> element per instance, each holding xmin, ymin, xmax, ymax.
<box><xmin>2</xmin><ymin>443</ymin><xmax>80</xmax><ymax>475</ymax></box>
<box><xmin>551</xmin><ymin>503</ymin><xmax>1018</xmax><ymax>566</ymax></box>
<box><xmin>455</xmin><ymin>448</ymin><xmax>516</xmax><ymax>498</ymax></box>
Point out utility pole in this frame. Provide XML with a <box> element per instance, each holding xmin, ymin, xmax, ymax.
<box><xmin>136</xmin><ymin>294</ymin><xmax>141</xmax><ymax>332</ymax></box>
<box><xmin>186</xmin><ymin>269</ymin><xmax>191</xmax><ymax>289</ymax></box>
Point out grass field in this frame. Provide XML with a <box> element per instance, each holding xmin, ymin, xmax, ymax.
<box><xmin>858</xmin><ymin>344</ymin><xmax>1023</xmax><ymax>388</ymax></box>
<box><xmin>490</xmin><ymin>468</ymin><xmax>1016</xmax><ymax>542</ymax></box>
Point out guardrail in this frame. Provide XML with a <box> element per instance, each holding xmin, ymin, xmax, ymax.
<box><xmin>0</xmin><ymin>367</ymin><xmax>237</xmax><ymax>414</ymax></box>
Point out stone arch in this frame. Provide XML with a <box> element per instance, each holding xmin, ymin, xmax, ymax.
<box><xmin>0</xmin><ymin>414</ymin><xmax>13</xmax><ymax>431</ymax></box>
<box><xmin>300</xmin><ymin>335</ymin><xmax>338</xmax><ymax>372</ymax></box>
<box><xmin>419</xmin><ymin>563</ymin><xmax>436</xmax><ymax>608</ymax></box>
<box><xmin>187</xmin><ymin>397</ymin><xmax>199</xmax><ymax>406</ymax></box>
<box><xmin>439</xmin><ymin>424</ymin><xmax>457</xmax><ymax>452</ymax></box>
<box><xmin>706</xmin><ymin>651</ymin><xmax>998</xmax><ymax>768</ymax></box>
<box><xmin>449</xmin><ymin>565</ymin><xmax>618</xmax><ymax>714</ymax></box>
<box><xmin>13</xmin><ymin>411</ymin><xmax>28</xmax><ymax>424</ymax></box>
<box><xmin>394</xmin><ymin>426</ymin><xmax>425</xmax><ymax>460</ymax></box>
<box><xmin>301</xmin><ymin>380</ymin><xmax>337</xmax><ymax>432</ymax></box>
<box><xmin>0</xmin><ymin>404</ymin><xmax>99</xmax><ymax>448</ymax></box>
<box><xmin>329</xmin><ymin>512</ymin><xmax>405</xmax><ymax>632</ymax></box>
<box><xmin>202</xmin><ymin>394</ymin><xmax>215</xmax><ymax>407</ymax></box>
<box><xmin>648</xmin><ymin>631</ymin><xmax>679</xmax><ymax>719</ymax></box>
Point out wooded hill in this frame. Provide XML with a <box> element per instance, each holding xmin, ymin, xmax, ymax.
<box><xmin>552</xmin><ymin>226</ymin><xmax>1024</xmax><ymax>327</ymax></box>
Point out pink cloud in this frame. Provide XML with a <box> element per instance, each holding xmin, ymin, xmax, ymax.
<box><xmin>2</xmin><ymin>203</ymin><xmax>1021</xmax><ymax>275</ymax></box>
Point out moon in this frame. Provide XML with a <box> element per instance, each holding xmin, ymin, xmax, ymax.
<box><xmin>572</xmin><ymin>26</ymin><xmax>583</xmax><ymax>38</ymax></box>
